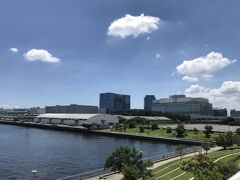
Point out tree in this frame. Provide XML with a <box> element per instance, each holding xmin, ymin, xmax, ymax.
<box><xmin>226</xmin><ymin>131</ymin><xmax>234</xmax><ymax>147</ymax></box>
<box><xmin>193</xmin><ymin>128</ymin><xmax>199</xmax><ymax>134</ymax></box>
<box><xmin>215</xmin><ymin>132</ymin><xmax>234</xmax><ymax>150</ymax></box>
<box><xmin>204</xmin><ymin>125</ymin><xmax>213</xmax><ymax>138</ymax></box>
<box><xmin>236</xmin><ymin>128</ymin><xmax>240</xmax><ymax>135</ymax></box>
<box><xmin>151</xmin><ymin>123</ymin><xmax>158</xmax><ymax>130</ymax></box>
<box><xmin>180</xmin><ymin>153</ymin><xmax>222</xmax><ymax>180</ymax></box>
<box><xmin>166</xmin><ymin>127</ymin><xmax>172</xmax><ymax>133</ymax></box>
<box><xmin>122</xmin><ymin>164</ymin><xmax>139</xmax><ymax>180</ymax></box>
<box><xmin>175</xmin><ymin>124</ymin><xmax>187</xmax><ymax>137</ymax></box>
<box><xmin>233</xmin><ymin>134</ymin><xmax>240</xmax><ymax>149</ymax></box>
<box><xmin>234</xmin><ymin>128</ymin><xmax>240</xmax><ymax>149</ymax></box>
<box><xmin>105</xmin><ymin>146</ymin><xmax>152</xmax><ymax>180</ymax></box>
<box><xmin>202</xmin><ymin>140</ymin><xmax>213</xmax><ymax>154</ymax></box>
<box><xmin>139</xmin><ymin>126</ymin><xmax>145</xmax><ymax>133</ymax></box>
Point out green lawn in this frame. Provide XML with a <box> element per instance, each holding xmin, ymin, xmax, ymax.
<box><xmin>149</xmin><ymin>149</ymin><xmax>240</xmax><ymax>180</ymax></box>
<box><xmin>106</xmin><ymin>126</ymin><xmax>221</xmax><ymax>141</ymax></box>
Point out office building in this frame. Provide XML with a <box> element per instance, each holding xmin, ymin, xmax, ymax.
<box><xmin>144</xmin><ymin>95</ymin><xmax>156</xmax><ymax>111</ymax></box>
<box><xmin>99</xmin><ymin>93</ymin><xmax>130</xmax><ymax>114</ymax></box>
<box><xmin>212</xmin><ymin>108</ymin><xmax>227</xmax><ymax>117</ymax></box>
<box><xmin>152</xmin><ymin>95</ymin><xmax>213</xmax><ymax>118</ymax></box>
<box><xmin>45</xmin><ymin>104</ymin><xmax>98</xmax><ymax>114</ymax></box>
<box><xmin>230</xmin><ymin>109</ymin><xmax>240</xmax><ymax>118</ymax></box>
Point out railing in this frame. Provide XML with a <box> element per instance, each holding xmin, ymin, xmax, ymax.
<box><xmin>143</xmin><ymin>146</ymin><xmax>202</xmax><ymax>162</ymax></box>
<box><xmin>56</xmin><ymin>146</ymin><xmax>202</xmax><ymax>180</ymax></box>
<box><xmin>56</xmin><ymin>168</ymin><xmax>112</xmax><ymax>180</ymax></box>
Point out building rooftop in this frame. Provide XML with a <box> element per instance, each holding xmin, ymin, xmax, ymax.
<box><xmin>115</xmin><ymin>115</ymin><xmax>171</xmax><ymax>121</ymax></box>
<box><xmin>37</xmin><ymin>113</ymin><xmax>98</xmax><ymax>120</ymax></box>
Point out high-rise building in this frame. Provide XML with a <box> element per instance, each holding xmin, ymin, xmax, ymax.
<box><xmin>45</xmin><ymin>104</ymin><xmax>98</xmax><ymax>114</ymax></box>
<box><xmin>144</xmin><ymin>95</ymin><xmax>156</xmax><ymax>111</ymax></box>
<box><xmin>152</xmin><ymin>95</ymin><xmax>213</xmax><ymax>118</ymax></box>
<box><xmin>99</xmin><ymin>93</ymin><xmax>130</xmax><ymax>114</ymax></box>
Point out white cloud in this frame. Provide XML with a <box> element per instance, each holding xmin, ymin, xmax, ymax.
<box><xmin>108</xmin><ymin>14</ymin><xmax>161</xmax><ymax>39</ymax></box>
<box><xmin>176</xmin><ymin>52</ymin><xmax>236</xmax><ymax>82</ymax></box>
<box><xmin>156</xmin><ymin>53</ymin><xmax>161</xmax><ymax>59</ymax></box>
<box><xmin>210</xmin><ymin>81</ymin><xmax>240</xmax><ymax>96</ymax></box>
<box><xmin>24</xmin><ymin>49</ymin><xmax>60</xmax><ymax>63</ymax></box>
<box><xmin>182</xmin><ymin>76</ymin><xmax>199</xmax><ymax>82</ymax></box>
<box><xmin>146</xmin><ymin>36</ymin><xmax>151</xmax><ymax>40</ymax></box>
<box><xmin>185</xmin><ymin>81</ymin><xmax>240</xmax><ymax>111</ymax></box>
<box><xmin>185</xmin><ymin>84</ymin><xmax>210</xmax><ymax>97</ymax></box>
<box><xmin>9</xmin><ymin>48</ymin><xmax>18</xmax><ymax>53</ymax></box>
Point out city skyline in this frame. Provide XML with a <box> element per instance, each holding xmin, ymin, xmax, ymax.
<box><xmin>0</xmin><ymin>1</ymin><xmax>240</xmax><ymax>111</ymax></box>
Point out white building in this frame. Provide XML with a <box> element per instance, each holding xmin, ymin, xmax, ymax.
<box><xmin>35</xmin><ymin>113</ymin><xmax>119</xmax><ymax>126</ymax></box>
<box><xmin>152</xmin><ymin>95</ymin><xmax>213</xmax><ymax>119</ymax></box>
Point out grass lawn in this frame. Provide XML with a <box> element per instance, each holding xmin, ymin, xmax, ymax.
<box><xmin>149</xmin><ymin>149</ymin><xmax>240</xmax><ymax>180</ymax></box>
<box><xmin>106</xmin><ymin>126</ymin><xmax>221</xmax><ymax>141</ymax></box>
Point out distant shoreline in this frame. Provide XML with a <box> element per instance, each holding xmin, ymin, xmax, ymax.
<box><xmin>0</xmin><ymin>120</ymin><xmax>202</xmax><ymax>145</ymax></box>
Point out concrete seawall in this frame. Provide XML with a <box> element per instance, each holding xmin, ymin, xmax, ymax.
<box><xmin>0</xmin><ymin>120</ymin><xmax>202</xmax><ymax>145</ymax></box>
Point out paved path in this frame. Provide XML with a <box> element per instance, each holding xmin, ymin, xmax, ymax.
<box><xmin>159</xmin><ymin>124</ymin><xmax>240</xmax><ymax>132</ymax></box>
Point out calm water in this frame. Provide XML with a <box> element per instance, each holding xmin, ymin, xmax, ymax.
<box><xmin>0</xmin><ymin>124</ymin><xmax>185</xmax><ymax>180</ymax></box>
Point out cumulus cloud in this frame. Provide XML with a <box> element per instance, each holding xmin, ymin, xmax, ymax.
<box><xmin>176</xmin><ymin>52</ymin><xmax>236</xmax><ymax>82</ymax></box>
<box><xmin>108</xmin><ymin>14</ymin><xmax>161</xmax><ymax>39</ymax></box>
<box><xmin>24</xmin><ymin>49</ymin><xmax>60</xmax><ymax>63</ymax></box>
<box><xmin>9</xmin><ymin>48</ymin><xmax>18</xmax><ymax>53</ymax></box>
<box><xmin>185</xmin><ymin>81</ymin><xmax>240</xmax><ymax>111</ymax></box>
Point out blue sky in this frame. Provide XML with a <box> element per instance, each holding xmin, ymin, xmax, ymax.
<box><xmin>0</xmin><ymin>0</ymin><xmax>240</xmax><ymax>110</ymax></box>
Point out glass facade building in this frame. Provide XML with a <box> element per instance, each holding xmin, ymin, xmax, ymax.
<box><xmin>152</xmin><ymin>95</ymin><xmax>213</xmax><ymax>117</ymax></box>
<box><xmin>99</xmin><ymin>93</ymin><xmax>130</xmax><ymax>114</ymax></box>
<box><xmin>144</xmin><ymin>95</ymin><xmax>156</xmax><ymax>111</ymax></box>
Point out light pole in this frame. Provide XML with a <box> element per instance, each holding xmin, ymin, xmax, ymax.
<box><xmin>32</xmin><ymin>170</ymin><xmax>37</xmax><ymax>179</ymax></box>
